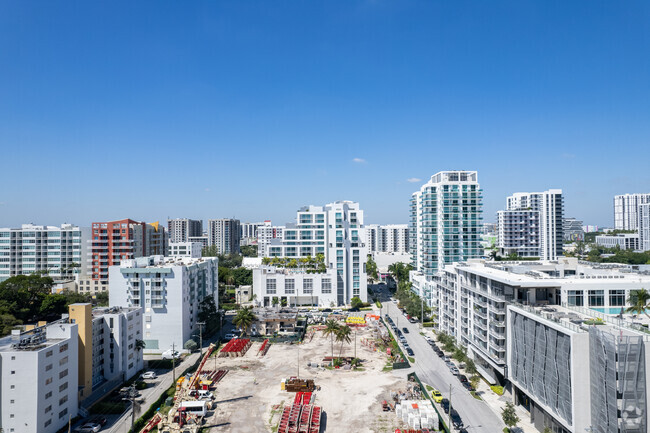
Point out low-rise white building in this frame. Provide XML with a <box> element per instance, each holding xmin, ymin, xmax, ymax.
<box><xmin>0</xmin><ymin>320</ymin><xmax>79</xmax><ymax>433</ymax></box>
<box><xmin>168</xmin><ymin>241</ymin><xmax>203</xmax><ymax>258</ymax></box>
<box><xmin>109</xmin><ymin>255</ymin><xmax>218</xmax><ymax>353</ymax></box>
<box><xmin>253</xmin><ymin>265</ymin><xmax>339</xmax><ymax>307</ymax></box>
<box><xmin>595</xmin><ymin>233</ymin><xmax>640</xmax><ymax>250</ymax></box>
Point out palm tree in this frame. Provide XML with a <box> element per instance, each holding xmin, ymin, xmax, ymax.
<box><xmin>233</xmin><ymin>307</ymin><xmax>257</xmax><ymax>336</ymax></box>
<box><xmin>335</xmin><ymin>325</ymin><xmax>352</xmax><ymax>359</ymax></box>
<box><xmin>322</xmin><ymin>320</ymin><xmax>340</xmax><ymax>360</ymax></box>
<box><xmin>135</xmin><ymin>339</ymin><xmax>146</xmax><ymax>352</ymax></box>
<box><xmin>626</xmin><ymin>289</ymin><xmax>650</xmax><ymax>319</ymax></box>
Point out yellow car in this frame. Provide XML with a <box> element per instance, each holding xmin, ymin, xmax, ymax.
<box><xmin>431</xmin><ymin>388</ymin><xmax>443</xmax><ymax>403</ymax></box>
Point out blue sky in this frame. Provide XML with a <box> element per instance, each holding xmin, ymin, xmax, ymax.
<box><xmin>1</xmin><ymin>1</ymin><xmax>649</xmax><ymax>228</ymax></box>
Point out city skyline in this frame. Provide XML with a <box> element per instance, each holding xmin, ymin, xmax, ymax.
<box><xmin>2</xmin><ymin>2</ymin><xmax>649</xmax><ymax>228</ymax></box>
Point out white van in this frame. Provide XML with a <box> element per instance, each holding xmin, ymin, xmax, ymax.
<box><xmin>198</xmin><ymin>390</ymin><xmax>214</xmax><ymax>400</ymax></box>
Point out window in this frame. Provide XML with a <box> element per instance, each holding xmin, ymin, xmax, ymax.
<box><xmin>45</xmin><ymin>405</ymin><xmax>52</xmax><ymax>413</ymax></box>
<box><xmin>59</xmin><ymin>343</ymin><xmax>68</xmax><ymax>353</ymax></box>
<box><xmin>59</xmin><ymin>369</ymin><xmax>68</xmax><ymax>379</ymax></box>
<box><xmin>285</xmin><ymin>279</ymin><xmax>295</xmax><ymax>294</ymax></box>
<box><xmin>609</xmin><ymin>290</ymin><xmax>626</xmax><ymax>307</ymax></box>
<box><xmin>45</xmin><ymin>420</ymin><xmax>52</xmax><ymax>428</ymax></box>
<box><xmin>588</xmin><ymin>290</ymin><xmax>605</xmax><ymax>307</ymax></box>
<box><xmin>59</xmin><ymin>356</ymin><xmax>68</xmax><ymax>366</ymax></box>
<box><xmin>45</xmin><ymin>391</ymin><xmax>52</xmax><ymax>399</ymax></box>
<box><xmin>266</xmin><ymin>279</ymin><xmax>276</xmax><ymax>294</ymax></box>
<box><xmin>567</xmin><ymin>290</ymin><xmax>584</xmax><ymax>307</ymax></box>
<box><xmin>322</xmin><ymin>279</ymin><xmax>332</xmax><ymax>294</ymax></box>
<box><xmin>59</xmin><ymin>382</ymin><xmax>68</xmax><ymax>392</ymax></box>
<box><xmin>59</xmin><ymin>408</ymin><xmax>68</xmax><ymax>419</ymax></box>
<box><xmin>59</xmin><ymin>395</ymin><xmax>68</xmax><ymax>405</ymax></box>
<box><xmin>46</xmin><ymin>350</ymin><xmax>53</xmax><ymax>357</ymax></box>
<box><xmin>303</xmin><ymin>279</ymin><xmax>313</xmax><ymax>294</ymax></box>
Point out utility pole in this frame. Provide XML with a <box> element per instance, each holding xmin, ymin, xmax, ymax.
<box><xmin>197</xmin><ymin>322</ymin><xmax>205</xmax><ymax>358</ymax></box>
<box><xmin>297</xmin><ymin>341</ymin><xmax>300</xmax><ymax>379</ymax></box>
<box><xmin>421</xmin><ymin>296</ymin><xmax>424</xmax><ymax>326</ymax></box>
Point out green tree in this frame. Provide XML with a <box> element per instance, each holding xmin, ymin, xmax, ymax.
<box><xmin>470</xmin><ymin>375</ymin><xmax>480</xmax><ymax>392</ymax></box>
<box><xmin>0</xmin><ymin>314</ymin><xmax>22</xmax><ymax>336</ymax></box>
<box><xmin>240</xmin><ymin>245</ymin><xmax>258</xmax><ymax>257</ymax></box>
<box><xmin>322</xmin><ymin>319</ymin><xmax>340</xmax><ymax>360</ymax></box>
<box><xmin>202</xmin><ymin>245</ymin><xmax>218</xmax><ymax>257</ymax></box>
<box><xmin>232</xmin><ymin>306</ymin><xmax>257</xmax><ymax>335</ymax></box>
<box><xmin>335</xmin><ymin>325</ymin><xmax>352</xmax><ymax>359</ymax></box>
<box><xmin>95</xmin><ymin>291</ymin><xmax>109</xmax><ymax>306</ymax></box>
<box><xmin>626</xmin><ymin>289</ymin><xmax>650</xmax><ymax>319</ymax></box>
<box><xmin>280</xmin><ymin>298</ymin><xmax>288</xmax><ymax>307</ymax></box>
<box><xmin>501</xmin><ymin>402</ymin><xmax>520</xmax><ymax>430</ymax></box>
<box><xmin>232</xmin><ymin>267</ymin><xmax>253</xmax><ymax>286</ymax></box>
<box><xmin>184</xmin><ymin>339</ymin><xmax>198</xmax><ymax>352</ymax></box>
<box><xmin>0</xmin><ymin>274</ymin><xmax>54</xmax><ymax>324</ymax></box>
<box><xmin>197</xmin><ymin>295</ymin><xmax>220</xmax><ymax>336</ymax></box>
<box><xmin>135</xmin><ymin>339</ymin><xmax>146</xmax><ymax>352</ymax></box>
<box><xmin>272</xmin><ymin>297</ymin><xmax>279</xmax><ymax>307</ymax></box>
<box><xmin>39</xmin><ymin>294</ymin><xmax>68</xmax><ymax>321</ymax></box>
<box><xmin>350</xmin><ymin>296</ymin><xmax>364</xmax><ymax>309</ymax></box>
<box><xmin>366</xmin><ymin>255</ymin><xmax>379</xmax><ymax>283</ymax></box>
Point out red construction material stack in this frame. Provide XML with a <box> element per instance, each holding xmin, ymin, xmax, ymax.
<box><xmin>218</xmin><ymin>338</ymin><xmax>251</xmax><ymax>357</ymax></box>
<box><xmin>259</xmin><ymin>339</ymin><xmax>271</xmax><ymax>356</ymax></box>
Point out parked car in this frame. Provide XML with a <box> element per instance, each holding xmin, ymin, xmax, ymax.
<box><xmin>430</xmin><ymin>389</ymin><xmax>443</xmax><ymax>403</ymax></box>
<box><xmin>450</xmin><ymin>366</ymin><xmax>460</xmax><ymax>376</ymax></box>
<box><xmin>440</xmin><ymin>398</ymin><xmax>450</xmax><ymax>413</ymax></box>
<box><xmin>161</xmin><ymin>349</ymin><xmax>180</xmax><ymax>360</ymax></box>
<box><xmin>450</xmin><ymin>409</ymin><xmax>463</xmax><ymax>428</ymax></box>
<box><xmin>406</xmin><ymin>348</ymin><xmax>414</xmax><ymax>356</ymax></box>
<box><xmin>409</xmin><ymin>318</ymin><xmax>417</xmax><ymax>323</ymax></box>
<box><xmin>223</xmin><ymin>333</ymin><xmax>237</xmax><ymax>341</ymax></box>
<box><xmin>76</xmin><ymin>423</ymin><xmax>101</xmax><ymax>433</ymax></box>
<box><xmin>463</xmin><ymin>381</ymin><xmax>474</xmax><ymax>392</ymax></box>
<box><xmin>402</xmin><ymin>327</ymin><xmax>409</xmax><ymax>334</ymax></box>
<box><xmin>458</xmin><ymin>374</ymin><xmax>468</xmax><ymax>383</ymax></box>
<box><xmin>141</xmin><ymin>371</ymin><xmax>157</xmax><ymax>380</ymax></box>
<box><xmin>198</xmin><ymin>390</ymin><xmax>214</xmax><ymax>400</ymax></box>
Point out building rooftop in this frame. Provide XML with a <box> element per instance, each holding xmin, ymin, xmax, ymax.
<box><xmin>118</xmin><ymin>255</ymin><xmax>217</xmax><ymax>269</ymax></box>
<box><xmin>91</xmin><ymin>306</ymin><xmax>140</xmax><ymax>318</ymax></box>
<box><xmin>0</xmin><ymin>317</ymin><xmax>71</xmax><ymax>352</ymax></box>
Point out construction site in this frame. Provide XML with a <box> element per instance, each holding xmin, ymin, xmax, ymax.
<box><xmin>136</xmin><ymin>313</ymin><xmax>433</xmax><ymax>433</ymax></box>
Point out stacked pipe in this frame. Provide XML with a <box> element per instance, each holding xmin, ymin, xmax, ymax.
<box><xmin>258</xmin><ymin>339</ymin><xmax>271</xmax><ymax>356</ymax></box>
<box><xmin>218</xmin><ymin>338</ymin><xmax>252</xmax><ymax>357</ymax></box>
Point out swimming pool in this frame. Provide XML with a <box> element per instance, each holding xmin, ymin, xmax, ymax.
<box><xmin>590</xmin><ymin>307</ymin><xmax>628</xmax><ymax>315</ymax></box>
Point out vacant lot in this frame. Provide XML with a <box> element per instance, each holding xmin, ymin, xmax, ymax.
<box><xmin>202</xmin><ymin>322</ymin><xmax>411</xmax><ymax>433</ymax></box>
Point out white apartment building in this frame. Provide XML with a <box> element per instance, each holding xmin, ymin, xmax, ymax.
<box><xmin>208</xmin><ymin>219</ymin><xmax>241</xmax><ymax>254</ymax></box>
<box><xmin>0</xmin><ymin>224</ymin><xmax>89</xmax><ymax>282</ymax></box>
<box><xmin>595</xmin><ymin>233</ymin><xmax>640</xmax><ymax>250</ymax></box>
<box><xmin>254</xmin><ymin>201</ymin><xmax>367</xmax><ymax>306</ymax></box>
<box><xmin>168</xmin><ymin>241</ymin><xmax>202</xmax><ymax>258</ymax></box>
<box><xmin>409</xmin><ymin>171</ymin><xmax>483</xmax><ymax>306</ymax></box>
<box><xmin>497</xmin><ymin>209</ymin><xmax>540</xmax><ymax>257</ymax></box>
<box><xmin>109</xmin><ymin>255</ymin><xmax>218</xmax><ymax>353</ymax></box>
<box><xmin>426</xmin><ymin>258</ymin><xmax>650</xmax><ymax>433</ymax></box>
<box><xmin>89</xmin><ymin>306</ymin><xmax>143</xmax><ymax>389</ymax></box>
<box><xmin>241</xmin><ymin>222</ymin><xmax>264</xmax><ymax>246</ymax></box>
<box><xmin>167</xmin><ymin>218</ymin><xmax>203</xmax><ymax>243</ymax></box>
<box><xmin>257</xmin><ymin>221</ymin><xmax>284</xmax><ymax>257</ymax></box>
<box><xmin>501</xmin><ymin>189</ymin><xmax>564</xmax><ymax>260</ymax></box>
<box><xmin>614</xmin><ymin>193</ymin><xmax>650</xmax><ymax>230</ymax></box>
<box><xmin>366</xmin><ymin>224</ymin><xmax>409</xmax><ymax>253</ymax></box>
<box><xmin>0</xmin><ymin>320</ymin><xmax>79</xmax><ymax>433</ymax></box>
<box><xmin>639</xmin><ymin>203</ymin><xmax>650</xmax><ymax>252</ymax></box>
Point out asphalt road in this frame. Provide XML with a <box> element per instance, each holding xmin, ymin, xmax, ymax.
<box><xmin>383</xmin><ymin>300</ymin><xmax>504</xmax><ymax>433</ymax></box>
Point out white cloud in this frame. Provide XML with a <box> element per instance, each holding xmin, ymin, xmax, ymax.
<box><xmin>352</xmin><ymin>158</ymin><xmax>366</xmax><ymax>163</ymax></box>
<box><xmin>406</xmin><ymin>178</ymin><xmax>422</xmax><ymax>183</ymax></box>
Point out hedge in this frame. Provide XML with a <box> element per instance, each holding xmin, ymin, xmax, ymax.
<box><xmin>422</xmin><ymin>322</ymin><xmax>435</xmax><ymax>327</ymax></box>
<box><xmin>491</xmin><ymin>385</ymin><xmax>504</xmax><ymax>396</ymax></box>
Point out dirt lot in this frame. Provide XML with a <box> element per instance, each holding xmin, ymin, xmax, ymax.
<box><xmin>202</xmin><ymin>322</ymin><xmax>410</xmax><ymax>433</ymax></box>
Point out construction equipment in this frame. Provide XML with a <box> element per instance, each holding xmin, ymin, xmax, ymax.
<box><xmin>282</xmin><ymin>377</ymin><xmax>316</xmax><ymax>392</ymax></box>
<box><xmin>140</xmin><ymin>343</ymin><xmax>218</xmax><ymax>433</ymax></box>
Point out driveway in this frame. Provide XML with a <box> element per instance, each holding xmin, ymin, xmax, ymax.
<box><xmin>384</xmin><ymin>300</ymin><xmax>505</xmax><ymax>433</ymax></box>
